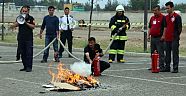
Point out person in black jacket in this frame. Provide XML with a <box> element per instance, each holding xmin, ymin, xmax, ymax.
<box><xmin>11</xmin><ymin>5</ymin><xmax>35</xmax><ymax>72</ymax></box>
<box><xmin>84</xmin><ymin>37</ymin><xmax>110</xmax><ymax>74</ymax></box>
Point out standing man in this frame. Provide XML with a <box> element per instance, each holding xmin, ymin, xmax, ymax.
<box><xmin>147</xmin><ymin>5</ymin><xmax>166</xmax><ymax>71</ymax></box>
<box><xmin>16</xmin><ymin>5</ymin><xmax>30</xmax><ymax>61</ymax></box>
<box><xmin>40</xmin><ymin>6</ymin><xmax>60</xmax><ymax>63</ymax></box>
<box><xmin>58</xmin><ymin>7</ymin><xmax>76</xmax><ymax>58</ymax></box>
<box><xmin>108</xmin><ymin>5</ymin><xmax>130</xmax><ymax>63</ymax></box>
<box><xmin>163</xmin><ymin>2</ymin><xmax>182</xmax><ymax>73</ymax></box>
<box><xmin>11</xmin><ymin>5</ymin><xmax>35</xmax><ymax>72</ymax></box>
<box><xmin>84</xmin><ymin>37</ymin><xmax>110</xmax><ymax>74</ymax></box>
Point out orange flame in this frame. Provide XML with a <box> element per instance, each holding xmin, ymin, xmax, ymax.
<box><xmin>48</xmin><ymin>62</ymin><xmax>99</xmax><ymax>86</ymax></box>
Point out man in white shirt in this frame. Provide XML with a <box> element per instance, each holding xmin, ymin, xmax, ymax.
<box><xmin>59</xmin><ymin>7</ymin><xmax>76</xmax><ymax>58</ymax></box>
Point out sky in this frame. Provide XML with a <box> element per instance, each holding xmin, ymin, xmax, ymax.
<box><xmin>71</xmin><ymin>0</ymin><xmax>186</xmax><ymax>8</ymax></box>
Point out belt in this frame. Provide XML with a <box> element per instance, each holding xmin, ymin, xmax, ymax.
<box><xmin>152</xmin><ymin>36</ymin><xmax>161</xmax><ymax>38</ymax></box>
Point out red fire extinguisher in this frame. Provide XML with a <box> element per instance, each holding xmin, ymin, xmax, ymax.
<box><xmin>92</xmin><ymin>56</ymin><xmax>101</xmax><ymax>76</ymax></box>
<box><xmin>151</xmin><ymin>50</ymin><xmax>160</xmax><ymax>73</ymax></box>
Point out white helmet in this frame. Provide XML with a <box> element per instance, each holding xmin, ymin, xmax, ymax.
<box><xmin>116</xmin><ymin>5</ymin><xmax>125</xmax><ymax>12</ymax></box>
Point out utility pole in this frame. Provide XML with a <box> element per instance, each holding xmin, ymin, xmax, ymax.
<box><xmin>88</xmin><ymin>0</ymin><xmax>93</xmax><ymax>39</ymax></box>
<box><xmin>144</xmin><ymin>0</ymin><xmax>148</xmax><ymax>52</ymax></box>
<box><xmin>1</xmin><ymin>0</ymin><xmax>5</xmax><ymax>41</ymax></box>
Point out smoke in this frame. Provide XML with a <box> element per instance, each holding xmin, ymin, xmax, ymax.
<box><xmin>70</xmin><ymin>62</ymin><xmax>92</xmax><ymax>77</ymax></box>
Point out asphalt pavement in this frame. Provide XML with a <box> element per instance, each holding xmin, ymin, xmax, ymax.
<box><xmin>0</xmin><ymin>45</ymin><xmax>186</xmax><ymax>96</ymax></box>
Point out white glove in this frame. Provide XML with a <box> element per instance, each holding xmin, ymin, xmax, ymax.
<box><xmin>119</xmin><ymin>27</ymin><xmax>123</xmax><ymax>31</ymax></box>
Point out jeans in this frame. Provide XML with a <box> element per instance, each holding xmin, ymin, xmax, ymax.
<box><xmin>43</xmin><ymin>35</ymin><xmax>58</xmax><ymax>60</ymax></box>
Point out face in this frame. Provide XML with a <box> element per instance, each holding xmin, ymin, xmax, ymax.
<box><xmin>166</xmin><ymin>5</ymin><xmax>173</xmax><ymax>14</ymax></box>
<box><xmin>64</xmin><ymin>9</ymin><xmax>70</xmax><ymax>15</ymax></box>
<box><xmin>48</xmin><ymin>8</ymin><xmax>55</xmax><ymax>15</ymax></box>
<box><xmin>152</xmin><ymin>7</ymin><xmax>160</xmax><ymax>16</ymax></box>
<box><xmin>88</xmin><ymin>40</ymin><xmax>96</xmax><ymax>48</ymax></box>
<box><xmin>21</xmin><ymin>7</ymin><xmax>29</xmax><ymax>14</ymax></box>
<box><xmin>117</xmin><ymin>11</ymin><xmax>124</xmax><ymax>16</ymax></box>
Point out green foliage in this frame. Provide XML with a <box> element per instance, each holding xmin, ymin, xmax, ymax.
<box><xmin>128</xmin><ymin>0</ymin><xmax>159</xmax><ymax>10</ymax></box>
<box><xmin>174</xmin><ymin>3</ymin><xmax>186</xmax><ymax>13</ymax></box>
<box><xmin>104</xmin><ymin>0</ymin><xmax>119</xmax><ymax>11</ymax></box>
<box><xmin>84</xmin><ymin>2</ymin><xmax>91</xmax><ymax>11</ymax></box>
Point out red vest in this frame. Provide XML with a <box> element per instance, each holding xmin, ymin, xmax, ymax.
<box><xmin>149</xmin><ymin>14</ymin><xmax>164</xmax><ymax>36</ymax></box>
<box><xmin>165</xmin><ymin>12</ymin><xmax>179</xmax><ymax>41</ymax></box>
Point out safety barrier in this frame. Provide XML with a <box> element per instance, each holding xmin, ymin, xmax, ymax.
<box><xmin>0</xmin><ymin>35</ymin><xmax>116</xmax><ymax>64</ymax></box>
<box><xmin>1</xmin><ymin>22</ymin><xmax>186</xmax><ymax>29</ymax></box>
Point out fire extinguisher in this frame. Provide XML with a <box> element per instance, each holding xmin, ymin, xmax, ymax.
<box><xmin>151</xmin><ymin>50</ymin><xmax>160</xmax><ymax>73</ymax></box>
<box><xmin>92</xmin><ymin>56</ymin><xmax>101</xmax><ymax>76</ymax></box>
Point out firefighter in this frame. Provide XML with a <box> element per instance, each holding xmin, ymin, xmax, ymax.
<box><xmin>108</xmin><ymin>5</ymin><xmax>130</xmax><ymax>63</ymax></box>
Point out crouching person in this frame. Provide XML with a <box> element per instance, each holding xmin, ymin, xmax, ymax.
<box><xmin>84</xmin><ymin>37</ymin><xmax>110</xmax><ymax>75</ymax></box>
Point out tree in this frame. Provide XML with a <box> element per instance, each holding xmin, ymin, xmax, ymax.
<box><xmin>104</xmin><ymin>0</ymin><xmax>119</xmax><ymax>11</ymax></box>
<box><xmin>84</xmin><ymin>2</ymin><xmax>91</xmax><ymax>11</ymax></box>
<box><xmin>56</xmin><ymin>0</ymin><xmax>65</xmax><ymax>10</ymax></box>
<box><xmin>174</xmin><ymin>3</ymin><xmax>186</xmax><ymax>13</ymax></box>
<box><xmin>14</xmin><ymin>0</ymin><xmax>36</xmax><ymax>6</ymax></box>
<box><xmin>94</xmin><ymin>4</ymin><xmax>101</xmax><ymax>11</ymax></box>
<box><xmin>0</xmin><ymin>0</ymin><xmax>13</xmax><ymax>3</ymax></box>
<box><xmin>129</xmin><ymin>0</ymin><xmax>159</xmax><ymax>10</ymax></box>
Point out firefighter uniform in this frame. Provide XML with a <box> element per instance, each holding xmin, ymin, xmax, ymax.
<box><xmin>108</xmin><ymin>5</ymin><xmax>130</xmax><ymax>63</ymax></box>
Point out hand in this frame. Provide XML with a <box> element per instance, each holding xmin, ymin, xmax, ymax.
<box><xmin>57</xmin><ymin>34</ymin><xmax>60</xmax><ymax>39</ymax></box>
<box><xmin>60</xmin><ymin>30</ymin><xmax>63</xmax><ymax>33</ymax></box>
<box><xmin>160</xmin><ymin>35</ymin><xmax>165</xmax><ymax>41</ymax></box>
<box><xmin>89</xmin><ymin>60</ymin><xmax>93</xmax><ymax>64</ymax></box>
<box><xmin>119</xmin><ymin>27</ymin><xmax>123</xmax><ymax>31</ymax></box>
<box><xmin>39</xmin><ymin>33</ymin><xmax>42</xmax><ymax>39</ymax></box>
<box><xmin>147</xmin><ymin>35</ymin><xmax>150</xmax><ymax>42</ymax></box>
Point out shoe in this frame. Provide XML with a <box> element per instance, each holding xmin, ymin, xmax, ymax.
<box><xmin>20</xmin><ymin>68</ymin><xmax>26</xmax><ymax>71</ymax></box>
<box><xmin>108</xmin><ymin>59</ymin><xmax>113</xmax><ymax>63</ymax></box>
<box><xmin>26</xmin><ymin>69</ymin><xmax>32</xmax><ymax>72</ymax></box>
<box><xmin>171</xmin><ymin>69</ymin><xmax>178</xmax><ymax>73</ymax></box>
<box><xmin>160</xmin><ymin>68</ymin><xmax>170</xmax><ymax>72</ymax></box>
<box><xmin>41</xmin><ymin>60</ymin><xmax>47</xmax><ymax>63</ymax></box>
<box><xmin>55</xmin><ymin>58</ymin><xmax>60</xmax><ymax>62</ymax></box>
<box><xmin>16</xmin><ymin>57</ymin><xmax>20</xmax><ymax>61</ymax></box>
<box><xmin>118</xmin><ymin>59</ymin><xmax>126</xmax><ymax>63</ymax></box>
<box><xmin>148</xmin><ymin>68</ymin><xmax>152</xmax><ymax>70</ymax></box>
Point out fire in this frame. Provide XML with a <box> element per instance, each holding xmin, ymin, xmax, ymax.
<box><xmin>48</xmin><ymin>62</ymin><xmax>99</xmax><ymax>88</ymax></box>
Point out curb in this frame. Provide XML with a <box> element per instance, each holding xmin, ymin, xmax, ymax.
<box><xmin>0</xmin><ymin>42</ymin><xmax>185</xmax><ymax>59</ymax></box>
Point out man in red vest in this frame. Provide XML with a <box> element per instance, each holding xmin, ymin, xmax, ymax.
<box><xmin>162</xmin><ymin>2</ymin><xmax>182</xmax><ymax>73</ymax></box>
<box><xmin>148</xmin><ymin>5</ymin><xmax>166</xmax><ymax>71</ymax></box>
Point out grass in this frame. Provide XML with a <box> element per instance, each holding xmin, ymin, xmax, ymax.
<box><xmin>1</xmin><ymin>32</ymin><xmax>186</xmax><ymax>56</ymax></box>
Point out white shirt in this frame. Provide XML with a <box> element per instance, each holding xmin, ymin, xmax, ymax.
<box><xmin>59</xmin><ymin>14</ymin><xmax>76</xmax><ymax>30</ymax></box>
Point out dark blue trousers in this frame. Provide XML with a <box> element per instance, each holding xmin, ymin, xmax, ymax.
<box><xmin>43</xmin><ymin>35</ymin><xmax>58</xmax><ymax>60</ymax></box>
<box><xmin>165</xmin><ymin>39</ymin><xmax>180</xmax><ymax>70</ymax></box>
<box><xmin>19</xmin><ymin>40</ymin><xmax>33</xmax><ymax>70</ymax></box>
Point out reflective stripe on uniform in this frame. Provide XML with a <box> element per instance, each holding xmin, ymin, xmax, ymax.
<box><xmin>117</xmin><ymin>50</ymin><xmax>125</xmax><ymax>54</ymax></box>
<box><xmin>111</xmin><ymin>35</ymin><xmax>120</xmax><ymax>40</ymax></box>
<box><xmin>119</xmin><ymin>36</ymin><xmax>128</xmax><ymax>40</ymax></box>
<box><xmin>109</xmin><ymin>49</ymin><xmax>117</xmax><ymax>54</ymax></box>
<box><xmin>111</xmin><ymin>25</ymin><xmax>116</xmax><ymax>31</ymax></box>
<box><xmin>117</xmin><ymin>20</ymin><xmax>125</xmax><ymax>23</ymax></box>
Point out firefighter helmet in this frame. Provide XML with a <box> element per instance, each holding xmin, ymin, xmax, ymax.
<box><xmin>116</xmin><ymin>5</ymin><xmax>125</xmax><ymax>12</ymax></box>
